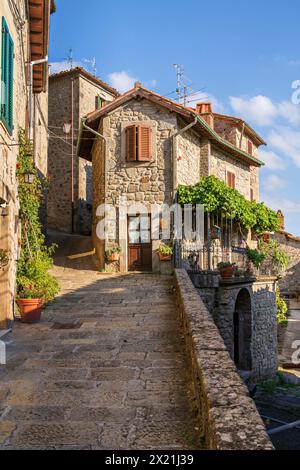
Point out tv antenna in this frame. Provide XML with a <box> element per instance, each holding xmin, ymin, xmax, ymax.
<box><xmin>67</xmin><ymin>48</ymin><xmax>74</xmax><ymax>69</ymax></box>
<box><xmin>84</xmin><ymin>57</ymin><xmax>97</xmax><ymax>76</ymax></box>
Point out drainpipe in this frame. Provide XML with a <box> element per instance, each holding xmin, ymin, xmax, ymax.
<box><xmin>29</xmin><ymin>56</ymin><xmax>48</xmax><ymax>142</ymax></box>
<box><xmin>171</xmin><ymin>116</ymin><xmax>198</xmax><ymax>199</ymax></box>
<box><xmin>81</xmin><ymin>118</ymin><xmax>107</xmax><ymax>146</ymax></box>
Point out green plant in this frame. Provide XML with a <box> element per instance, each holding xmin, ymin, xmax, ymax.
<box><xmin>158</xmin><ymin>244</ymin><xmax>173</xmax><ymax>255</ymax></box>
<box><xmin>177</xmin><ymin>176</ymin><xmax>280</xmax><ymax>235</ymax></box>
<box><xmin>0</xmin><ymin>249</ymin><xmax>9</xmax><ymax>268</ymax></box>
<box><xmin>105</xmin><ymin>246</ymin><xmax>121</xmax><ymax>257</ymax></box>
<box><xmin>16</xmin><ymin>130</ymin><xmax>59</xmax><ymax>303</ymax></box>
<box><xmin>276</xmin><ymin>289</ymin><xmax>288</xmax><ymax>326</ymax></box>
<box><xmin>259</xmin><ymin>239</ymin><xmax>289</xmax><ymax>275</ymax></box>
<box><xmin>246</xmin><ymin>246</ymin><xmax>266</xmax><ymax>268</ymax></box>
<box><xmin>217</xmin><ymin>261</ymin><xmax>235</xmax><ymax>270</ymax></box>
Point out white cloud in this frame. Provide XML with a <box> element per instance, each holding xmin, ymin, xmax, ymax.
<box><xmin>229</xmin><ymin>95</ymin><xmax>277</xmax><ymax>126</ymax></box>
<box><xmin>277</xmin><ymin>101</ymin><xmax>300</xmax><ymax>126</ymax></box>
<box><xmin>108</xmin><ymin>71</ymin><xmax>138</xmax><ymax>94</ymax></box>
<box><xmin>267</xmin><ymin>126</ymin><xmax>300</xmax><ymax>167</ymax></box>
<box><xmin>263</xmin><ymin>174</ymin><xmax>286</xmax><ymax>191</ymax></box>
<box><xmin>49</xmin><ymin>61</ymin><xmax>82</xmax><ymax>74</ymax></box>
<box><xmin>261</xmin><ymin>193</ymin><xmax>300</xmax><ymax>214</ymax></box>
<box><xmin>259</xmin><ymin>149</ymin><xmax>286</xmax><ymax>170</ymax></box>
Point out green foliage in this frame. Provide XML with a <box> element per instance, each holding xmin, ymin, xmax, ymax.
<box><xmin>246</xmin><ymin>247</ymin><xmax>266</xmax><ymax>268</ymax></box>
<box><xmin>158</xmin><ymin>243</ymin><xmax>173</xmax><ymax>255</ymax></box>
<box><xmin>217</xmin><ymin>261</ymin><xmax>235</xmax><ymax>270</ymax></box>
<box><xmin>259</xmin><ymin>239</ymin><xmax>289</xmax><ymax>275</ymax></box>
<box><xmin>105</xmin><ymin>246</ymin><xmax>121</xmax><ymax>257</ymax></box>
<box><xmin>177</xmin><ymin>176</ymin><xmax>280</xmax><ymax>234</ymax></box>
<box><xmin>16</xmin><ymin>130</ymin><xmax>59</xmax><ymax>303</ymax></box>
<box><xmin>276</xmin><ymin>289</ymin><xmax>288</xmax><ymax>326</ymax></box>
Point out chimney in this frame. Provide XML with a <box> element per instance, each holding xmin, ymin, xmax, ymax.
<box><xmin>196</xmin><ymin>102</ymin><xmax>214</xmax><ymax>128</ymax></box>
<box><xmin>134</xmin><ymin>81</ymin><xmax>142</xmax><ymax>88</ymax></box>
<box><xmin>277</xmin><ymin>210</ymin><xmax>285</xmax><ymax>231</ymax></box>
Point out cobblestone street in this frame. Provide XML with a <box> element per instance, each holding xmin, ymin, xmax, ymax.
<box><xmin>0</xmin><ymin>234</ymin><xmax>198</xmax><ymax>450</ymax></box>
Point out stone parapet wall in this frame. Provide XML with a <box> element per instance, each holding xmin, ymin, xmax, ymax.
<box><xmin>272</xmin><ymin>232</ymin><xmax>300</xmax><ymax>295</ymax></box>
<box><xmin>175</xmin><ymin>269</ymin><xmax>273</xmax><ymax>450</ymax></box>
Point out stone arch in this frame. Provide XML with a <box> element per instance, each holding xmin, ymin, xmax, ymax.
<box><xmin>234</xmin><ymin>288</ymin><xmax>252</xmax><ymax>371</ymax></box>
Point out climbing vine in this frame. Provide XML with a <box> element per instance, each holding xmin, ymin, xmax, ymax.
<box><xmin>178</xmin><ymin>176</ymin><xmax>280</xmax><ymax>235</ymax></box>
<box><xmin>16</xmin><ymin>130</ymin><xmax>59</xmax><ymax>302</ymax></box>
<box><xmin>276</xmin><ymin>289</ymin><xmax>288</xmax><ymax>326</ymax></box>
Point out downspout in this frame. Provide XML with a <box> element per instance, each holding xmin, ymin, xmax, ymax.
<box><xmin>171</xmin><ymin>116</ymin><xmax>198</xmax><ymax>199</ymax></box>
<box><xmin>29</xmin><ymin>56</ymin><xmax>48</xmax><ymax>142</ymax></box>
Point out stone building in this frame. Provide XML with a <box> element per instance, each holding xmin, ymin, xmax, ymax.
<box><xmin>77</xmin><ymin>83</ymin><xmax>265</xmax><ymax>273</ymax></box>
<box><xmin>0</xmin><ymin>0</ymin><xmax>54</xmax><ymax>330</ymax></box>
<box><xmin>47</xmin><ymin>68</ymin><xmax>119</xmax><ymax>234</ymax></box>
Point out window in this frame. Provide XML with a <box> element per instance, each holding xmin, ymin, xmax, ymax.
<box><xmin>125</xmin><ymin>124</ymin><xmax>152</xmax><ymax>162</ymax></box>
<box><xmin>247</xmin><ymin>140</ymin><xmax>253</xmax><ymax>155</ymax></box>
<box><xmin>95</xmin><ymin>95</ymin><xmax>106</xmax><ymax>109</ymax></box>
<box><xmin>227</xmin><ymin>171</ymin><xmax>235</xmax><ymax>189</ymax></box>
<box><xmin>1</xmin><ymin>17</ymin><xmax>14</xmax><ymax>134</ymax></box>
<box><xmin>250</xmin><ymin>188</ymin><xmax>254</xmax><ymax>201</ymax></box>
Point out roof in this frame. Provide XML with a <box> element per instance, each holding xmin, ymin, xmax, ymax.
<box><xmin>78</xmin><ymin>84</ymin><xmax>264</xmax><ymax>167</ymax></box>
<box><xmin>49</xmin><ymin>67</ymin><xmax>120</xmax><ymax>97</ymax></box>
<box><xmin>28</xmin><ymin>0</ymin><xmax>52</xmax><ymax>93</ymax></box>
<box><xmin>213</xmin><ymin>112</ymin><xmax>267</xmax><ymax>146</ymax></box>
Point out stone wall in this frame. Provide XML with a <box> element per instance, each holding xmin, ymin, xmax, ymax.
<box><xmin>48</xmin><ymin>71</ymin><xmax>115</xmax><ymax>234</ymax></box>
<box><xmin>210</xmin><ymin>146</ymin><xmax>258</xmax><ymax>200</ymax></box>
<box><xmin>175</xmin><ymin>269</ymin><xmax>273</xmax><ymax>450</ymax></box>
<box><xmin>176</xmin><ymin>127</ymin><xmax>201</xmax><ymax>186</ymax></box>
<box><xmin>272</xmin><ymin>231</ymin><xmax>300</xmax><ymax>295</ymax></box>
<box><xmin>190</xmin><ymin>273</ymin><xmax>278</xmax><ymax>381</ymax></box>
<box><xmin>0</xmin><ymin>1</ymin><xmax>28</xmax><ymax>328</ymax></box>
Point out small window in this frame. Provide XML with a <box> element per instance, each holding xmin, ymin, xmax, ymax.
<box><xmin>250</xmin><ymin>188</ymin><xmax>254</xmax><ymax>201</ymax></box>
<box><xmin>227</xmin><ymin>171</ymin><xmax>235</xmax><ymax>189</ymax></box>
<box><xmin>1</xmin><ymin>17</ymin><xmax>14</xmax><ymax>134</ymax></box>
<box><xmin>125</xmin><ymin>124</ymin><xmax>152</xmax><ymax>162</ymax></box>
<box><xmin>248</xmin><ymin>140</ymin><xmax>253</xmax><ymax>155</ymax></box>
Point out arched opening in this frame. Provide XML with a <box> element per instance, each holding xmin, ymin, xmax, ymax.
<box><xmin>234</xmin><ymin>288</ymin><xmax>252</xmax><ymax>371</ymax></box>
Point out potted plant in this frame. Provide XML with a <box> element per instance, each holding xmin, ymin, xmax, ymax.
<box><xmin>106</xmin><ymin>247</ymin><xmax>121</xmax><ymax>263</ymax></box>
<box><xmin>217</xmin><ymin>262</ymin><xmax>236</xmax><ymax>279</ymax></box>
<box><xmin>158</xmin><ymin>243</ymin><xmax>173</xmax><ymax>261</ymax></box>
<box><xmin>246</xmin><ymin>246</ymin><xmax>266</xmax><ymax>270</ymax></box>
<box><xmin>16</xmin><ymin>252</ymin><xmax>59</xmax><ymax>323</ymax></box>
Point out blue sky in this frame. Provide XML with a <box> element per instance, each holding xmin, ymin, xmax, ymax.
<box><xmin>50</xmin><ymin>0</ymin><xmax>300</xmax><ymax>234</ymax></box>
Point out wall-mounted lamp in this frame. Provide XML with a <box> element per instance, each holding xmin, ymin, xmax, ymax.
<box><xmin>24</xmin><ymin>172</ymin><xmax>35</xmax><ymax>184</ymax></box>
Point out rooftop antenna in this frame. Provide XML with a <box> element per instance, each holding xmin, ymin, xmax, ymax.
<box><xmin>84</xmin><ymin>57</ymin><xmax>97</xmax><ymax>76</ymax></box>
<box><xmin>67</xmin><ymin>48</ymin><xmax>73</xmax><ymax>69</ymax></box>
<box><xmin>173</xmin><ymin>64</ymin><xmax>184</xmax><ymax>103</ymax></box>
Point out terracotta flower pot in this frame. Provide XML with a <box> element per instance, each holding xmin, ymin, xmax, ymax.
<box><xmin>220</xmin><ymin>266</ymin><xmax>234</xmax><ymax>279</ymax></box>
<box><xmin>17</xmin><ymin>298</ymin><xmax>43</xmax><ymax>323</ymax></box>
<box><xmin>159</xmin><ymin>252</ymin><xmax>172</xmax><ymax>262</ymax></box>
<box><xmin>108</xmin><ymin>252</ymin><xmax>120</xmax><ymax>263</ymax></box>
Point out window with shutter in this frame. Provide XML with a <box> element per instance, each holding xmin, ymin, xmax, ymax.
<box><xmin>248</xmin><ymin>140</ymin><xmax>253</xmax><ymax>155</ymax></box>
<box><xmin>125</xmin><ymin>125</ymin><xmax>137</xmax><ymax>161</ymax></box>
<box><xmin>227</xmin><ymin>171</ymin><xmax>235</xmax><ymax>189</ymax></box>
<box><xmin>138</xmin><ymin>125</ymin><xmax>152</xmax><ymax>161</ymax></box>
<box><xmin>125</xmin><ymin>124</ymin><xmax>152</xmax><ymax>162</ymax></box>
<box><xmin>1</xmin><ymin>17</ymin><xmax>14</xmax><ymax>134</ymax></box>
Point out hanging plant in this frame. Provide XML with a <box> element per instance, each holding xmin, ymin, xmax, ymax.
<box><xmin>16</xmin><ymin>130</ymin><xmax>59</xmax><ymax>322</ymax></box>
<box><xmin>178</xmin><ymin>176</ymin><xmax>280</xmax><ymax>235</ymax></box>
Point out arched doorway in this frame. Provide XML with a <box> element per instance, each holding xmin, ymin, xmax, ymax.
<box><xmin>234</xmin><ymin>289</ymin><xmax>252</xmax><ymax>371</ymax></box>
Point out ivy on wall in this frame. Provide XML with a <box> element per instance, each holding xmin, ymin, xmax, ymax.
<box><xmin>16</xmin><ymin>130</ymin><xmax>59</xmax><ymax>302</ymax></box>
<box><xmin>178</xmin><ymin>176</ymin><xmax>280</xmax><ymax>235</ymax></box>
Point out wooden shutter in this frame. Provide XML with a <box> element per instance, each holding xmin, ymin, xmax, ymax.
<box><xmin>138</xmin><ymin>125</ymin><xmax>152</xmax><ymax>161</ymax></box>
<box><xmin>227</xmin><ymin>171</ymin><xmax>235</xmax><ymax>189</ymax></box>
<box><xmin>126</xmin><ymin>125</ymin><xmax>137</xmax><ymax>161</ymax></box>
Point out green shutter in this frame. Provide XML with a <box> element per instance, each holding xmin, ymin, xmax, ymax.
<box><xmin>1</xmin><ymin>17</ymin><xmax>14</xmax><ymax>134</ymax></box>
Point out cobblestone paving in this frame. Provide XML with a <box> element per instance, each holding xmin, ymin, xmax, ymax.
<box><xmin>0</xmin><ymin>238</ymin><xmax>198</xmax><ymax>450</ymax></box>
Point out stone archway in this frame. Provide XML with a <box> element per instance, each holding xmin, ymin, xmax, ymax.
<box><xmin>234</xmin><ymin>288</ymin><xmax>252</xmax><ymax>371</ymax></box>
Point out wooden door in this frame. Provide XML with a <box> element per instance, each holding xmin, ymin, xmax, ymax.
<box><xmin>128</xmin><ymin>215</ymin><xmax>152</xmax><ymax>272</ymax></box>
